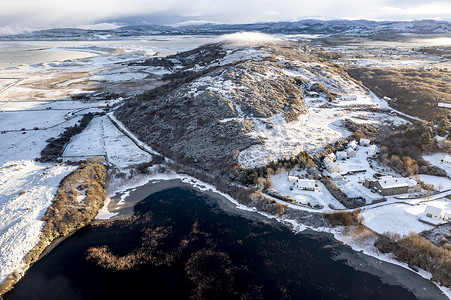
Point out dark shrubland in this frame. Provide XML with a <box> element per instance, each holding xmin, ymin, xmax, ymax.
<box><xmin>39</xmin><ymin>113</ymin><xmax>94</xmax><ymax>162</ymax></box>
<box><xmin>323</xmin><ymin>210</ymin><xmax>362</xmax><ymax>227</ymax></box>
<box><xmin>375</xmin><ymin>232</ymin><xmax>451</xmax><ymax>287</ymax></box>
<box><xmin>346</xmin><ymin>67</ymin><xmax>451</xmax><ymax>121</ymax></box>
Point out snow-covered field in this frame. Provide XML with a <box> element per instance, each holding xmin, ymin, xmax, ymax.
<box><xmin>0</xmin><ymin>161</ymin><xmax>75</xmax><ymax>283</ymax></box>
<box><xmin>361</xmin><ymin>203</ymin><xmax>433</xmax><ymax>235</ymax></box>
<box><xmin>271</xmin><ymin>172</ymin><xmax>346</xmax><ymax>210</ymax></box>
<box><xmin>424</xmin><ymin>153</ymin><xmax>451</xmax><ymax>177</ymax></box>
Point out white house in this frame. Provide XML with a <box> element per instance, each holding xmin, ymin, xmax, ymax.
<box><xmin>367</xmin><ymin>145</ymin><xmax>378</xmax><ymax>157</ymax></box>
<box><xmin>330</xmin><ymin>172</ymin><xmax>343</xmax><ymax>181</ymax></box>
<box><xmin>323</xmin><ymin>156</ymin><xmax>333</xmax><ymax>166</ymax></box>
<box><xmin>341</xmin><ymin>94</ymin><xmax>358</xmax><ymax>101</ymax></box>
<box><xmin>325</xmin><ymin>162</ymin><xmax>340</xmax><ymax>174</ymax></box>
<box><xmin>346</xmin><ymin>148</ymin><xmax>356</xmax><ymax>158</ymax></box>
<box><xmin>425</xmin><ymin>205</ymin><xmax>444</xmax><ymax>220</ymax></box>
<box><xmin>336</xmin><ymin>151</ymin><xmax>347</xmax><ymax>160</ymax></box>
<box><xmin>288</xmin><ymin>176</ymin><xmax>298</xmax><ymax>182</ymax></box>
<box><xmin>360</xmin><ymin>138</ymin><xmax>370</xmax><ymax>146</ymax></box>
<box><xmin>296</xmin><ymin>179</ymin><xmax>316</xmax><ymax>191</ymax></box>
<box><xmin>326</xmin><ymin>153</ymin><xmax>336</xmax><ymax>162</ymax></box>
<box><xmin>441</xmin><ymin>155</ymin><xmax>451</xmax><ymax>165</ymax></box>
<box><xmin>348</xmin><ymin>140</ymin><xmax>358</xmax><ymax>150</ymax></box>
<box><xmin>444</xmin><ymin>211</ymin><xmax>451</xmax><ymax>221</ymax></box>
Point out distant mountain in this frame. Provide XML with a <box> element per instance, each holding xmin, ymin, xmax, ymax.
<box><xmin>2</xmin><ymin>19</ymin><xmax>451</xmax><ymax>40</ymax></box>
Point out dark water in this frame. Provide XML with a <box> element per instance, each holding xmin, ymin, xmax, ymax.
<box><xmin>5</xmin><ymin>187</ymin><xmax>417</xmax><ymax>300</ymax></box>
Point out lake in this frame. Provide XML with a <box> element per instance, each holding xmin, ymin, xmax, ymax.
<box><xmin>4</xmin><ymin>185</ymin><xmax>421</xmax><ymax>300</ymax></box>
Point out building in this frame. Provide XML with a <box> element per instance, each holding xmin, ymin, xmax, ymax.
<box><xmin>288</xmin><ymin>176</ymin><xmax>298</xmax><ymax>182</ymax></box>
<box><xmin>363</xmin><ymin>176</ymin><xmax>419</xmax><ymax>196</ymax></box>
<box><xmin>326</xmin><ymin>153</ymin><xmax>336</xmax><ymax>162</ymax></box>
<box><xmin>330</xmin><ymin>172</ymin><xmax>343</xmax><ymax>181</ymax></box>
<box><xmin>341</xmin><ymin>94</ymin><xmax>358</xmax><ymax>101</ymax></box>
<box><xmin>296</xmin><ymin>179</ymin><xmax>317</xmax><ymax>191</ymax></box>
<box><xmin>348</xmin><ymin>140</ymin><xmax>358</xmax><ymax>150</ymax></box>
<box><xmin>367</xmin><ymin>145</ymin><xmax>378</xmax><ymax>157</ymax></box>
<box><xmin>425</xmin><ymin>205</ymin><xmax>444</xmax><ymax>220</ymax></box>
<box><xmin>336</xmin><ymin>151</ymin><xmax>347</xmax><ymax>160</ymax></box>
<box><xmin>360</xmin><ymin>138</ymin><xmax>370</xmax><ymax>147</ymax></box>
<box><xmin>346</xmin><ymin>148</ymin><xmax>356</xmax><ymax>158</ymax></box>
<box><xmin>325</xmin><ymin>161</ymin><xmax>340</xmax><ymax>174</ymax></box>
<box><xmin>441</xmin><ymin>155</ymin><xmax>451</xmax><ymax>165</ymax></box>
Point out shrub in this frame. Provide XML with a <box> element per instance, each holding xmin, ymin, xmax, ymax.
<box><xmin>375</xmin><ymin>233</ymin><xmax>451</xmax><ymax>287</ymax></box>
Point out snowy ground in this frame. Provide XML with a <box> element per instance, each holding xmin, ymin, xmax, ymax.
<box><xmin>418</xmin><ymin>174</ymin><xmax>451</xmax><ymax>191</ymax></box>
<box><xmin>424</xmin><ymin>153</ymin><xmax>451</xmax><ymax>177</ymax></box>
<box><xmin>271</xmin><ymin>172</ymin><xmax>346</xmax><ymax>211</ymax></box>
<box><xmin>0</xmin><ymin>161</ymin><xmax>75</xmax><ymax>283</ymax></box>
<box><xmin>237</xmin><ymin>64</ymin><xmax>407</xmax><ymax>168</ymax></box>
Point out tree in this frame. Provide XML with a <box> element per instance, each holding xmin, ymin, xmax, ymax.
<box><xmin>439</xmin><ymin>117</ymin><xmax>451</xmax><ymax>136</ymax></box>
<box><xmin>420</xmin><ymin>126</ymin><xmax>434</xmax><ymax>147</ymax></box>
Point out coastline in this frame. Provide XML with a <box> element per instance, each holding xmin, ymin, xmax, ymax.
<box><xmin>105</xmin><ymin>172</ymin><xmax>449</xmax><ymax>300</ymax></box>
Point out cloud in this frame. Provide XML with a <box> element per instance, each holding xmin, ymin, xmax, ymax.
<box><xmin>0</xmin><ymin>0</ymin><xmax>450</xmax><ymax>31</ymax></box>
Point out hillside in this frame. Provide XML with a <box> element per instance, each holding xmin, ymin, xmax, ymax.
<box><xmin>115</xmin><ymin>37</ymin><xmax>395</xmax><ymax>171</ymax></box>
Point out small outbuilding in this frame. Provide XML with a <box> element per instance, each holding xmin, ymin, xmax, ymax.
<box><xmin>360</xmin><ymin>138</ymin><xmax>370</xmax><ymax>147</ymax></box>
<box><xmin>288</xmin><ymin>176</ymin><xmax>298</xmax><ymax>182</ymax></box>
<box><xmin>367</xmin><ymin>145</ymin><xmax>378</xmax><ymax>157</ymax></box>
<box><xmin>348</xmin><ymin>140</ymin><xmax>358</xmax><ymax>150</ymax></box>
<box><xmin>346</xmin><ymin>148</ymin><xmax>356</xmax><ymax>158</ymax></box>
<box><xmin>336</xmin><ymin>151</ymin><xmax>347</xmax><ymax>160</ymax></box>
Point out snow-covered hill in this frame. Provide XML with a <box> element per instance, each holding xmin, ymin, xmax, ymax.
<box><xmin>116</xmin><ymin>34</ymin><xmax>405</xmax><ymax>170</ymax></box>
<box><xmin>2</xmin><ymin>19</ymin><xmax>451</xmax><ymax>40</ymax></box>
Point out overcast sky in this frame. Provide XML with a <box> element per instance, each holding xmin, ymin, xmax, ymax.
<box><xmin>1</xmin><ymin>0</ymin><xmax>451</xmax><ymax>34</ymax></box>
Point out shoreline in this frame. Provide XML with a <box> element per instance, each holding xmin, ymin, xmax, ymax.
<box><xmin>105</xmin><ymin>172</ymin><xmax>448</xmax><ymax>300</ymax></box>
